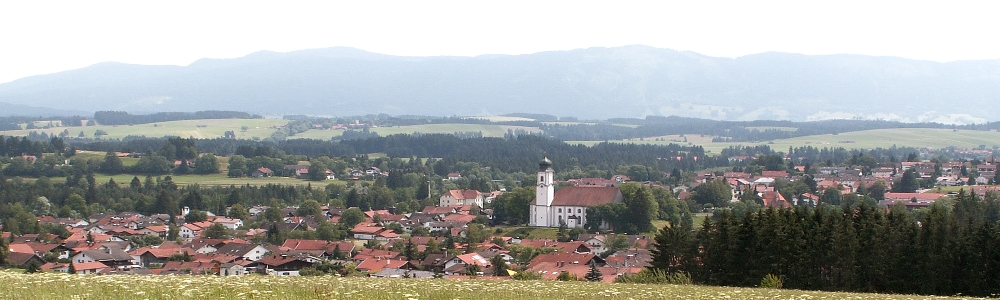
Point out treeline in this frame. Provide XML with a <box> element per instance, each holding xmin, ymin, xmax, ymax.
<box><xmin>93</xmin><ymin>110</ymin><xmax>258</xmax><ymax>125</ymax></box>
<box><xmin>0</xmin><ymin>116</ymin><xmax>89</xmax><ymax>131</ymax></box>
<box><xmin>0</xmin><ymin>135</ymin><xmax>66</xmax><ymax>158</ymax></box>
<box><xmin>67</xmin><ymin>134</ymin><xmax>717</xmax><ymax>175</ymax></box>
<box><xmin>651</xmin><ymin>190</ymin><xmax>1000</xmax><ymax>297</ymax></box>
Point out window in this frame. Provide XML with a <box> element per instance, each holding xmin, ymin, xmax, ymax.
<box><xmin>577</xmin><ymin>209</ymin><xmax>582</xmax><ymax>213</ymax></box>
<box><xmin>540</xmin><ymin>175</ymin><xmax>544</xmax><ymax>182</ymax></box>
<box><xmin>558</xmin><ymin>208</ymin><xmax>562</xmax><ymax>213</ymax></box>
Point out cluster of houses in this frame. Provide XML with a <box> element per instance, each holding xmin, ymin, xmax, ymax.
<box><xmin>4</xmin><ymin>201</ymin><xmax>650</xmax><ymax>280</ymax></box>
<box><xmin>682</xmin><ymin>159</ymin><xmax>1000</xmax><ymax>210</ymax></box>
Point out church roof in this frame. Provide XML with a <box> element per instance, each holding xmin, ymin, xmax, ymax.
<box><xmin>550</xmin><ymin>186</ymin><xmax>623</xmax><ymax>207</ymax></box>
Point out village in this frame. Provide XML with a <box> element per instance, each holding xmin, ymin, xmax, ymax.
<box><xmin>6</xmin><ymin>154</ymin><xmax>997</xmax><ymax>283</ymax></box>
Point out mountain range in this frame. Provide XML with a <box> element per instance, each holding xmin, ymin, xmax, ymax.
<box><xmin>1</xmin><ymin>45</ymin><xmax>998</xmax><ymax>123</ymax></box>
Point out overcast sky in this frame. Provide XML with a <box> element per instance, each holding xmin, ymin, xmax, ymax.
<box><xmin>1</xmin><ymin>0</ymin><xmax>997</xmax><ymax>84</ymax></box>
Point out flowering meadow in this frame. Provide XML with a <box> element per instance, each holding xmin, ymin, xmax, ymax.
<box><xmin>0</xmin><ymin>271</ymin><xmax>980</xmax><ymax>300</ymax></box>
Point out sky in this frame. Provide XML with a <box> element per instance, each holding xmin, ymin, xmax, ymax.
<box><xmin>1</xmin><ymin>0</ymin><xmax>998</xmax><ymax>84</ymax></box>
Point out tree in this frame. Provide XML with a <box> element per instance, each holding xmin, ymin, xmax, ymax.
<box><xmin>308</xmin><ymin>161</ymin><xmax>329</xmax><ymax>181</ymax></box>
<box><xmin>892</xmin><ymin>169</ymin><xmax>920</xmax><ymax>193</ymax></box>
<box><xmin>99</xmin><ymin>151</ymin><xmax>124</xmax><ymax>174</ymax></box>
<box><xmin>585</xmin><ymin>260</ymin><xmax>604</xmax><ymax>282</ymax></box>
<box><xmin>227</xmin><ymin>155</ymin><xmax>247</xmax><ymax>177</ymax></box>
<box><xmin>557</xmin><ymin>219</ymin><xmax>570</xmax><ymax>242</ymax></box>
<box><xmin>340</xmin><ymin>207</ymin><xmax>365</xmax><ymax>228</ymax></box>
<box><xmin>491</xmin><ymin>254</ymin><xmax>509</xmax><ymax>276</ymax></box>
<box><xmin>689</xmin><ymin>179</ymin><xmax>733</xmax><ymax>208</ymax></box>
<box><xmin>0</xmin><ymin>231</ymin><xmax>7</xmax><ymax>266</ymax></box>
<box><xmin>297</xmin><ymin>200</ymin><xmax>322</xmax><ymax>217</ymax></box>
<box><xmin>203</xmin><ymin>223</ymin><xmax>229</xmax><ymax>239</ymax></box>
<box><xmin>228</xmin><ymin>203</ymin><xmax>249</xmax><ymax>220</ymax></box>
<box><xmin>185</xmin><ymin>210</ymin><xmax>207</xmax><ymax>223</ymax></box>
<box><xmin>193</xmin><ymin>154</ymin><xmax>220</xmax><ymax>174</ymax></box>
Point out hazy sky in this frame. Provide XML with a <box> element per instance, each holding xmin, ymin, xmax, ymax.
<box><xmin>1</xmin><ymin>0</ymin><xmax>997</xmax><ymax>84</ymax></box>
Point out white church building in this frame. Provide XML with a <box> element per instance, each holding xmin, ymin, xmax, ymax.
<box><xmin>529</xmin><ymin>158</ymin><xmax>623</xmax><ymax>228</ymax></box>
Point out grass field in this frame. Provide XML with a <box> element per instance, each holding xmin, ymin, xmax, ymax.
<box><xmin>0</xmin><ymin>271</ymin><xmax>976</xmax><ymax>300</ymax></box>
<box><xmin>0</xmin><ymin>119</ymin><xmax>288</xmax><ymax>140</ymax></box>
<box><xmin>370</xmin><ymin>124</ymin><xmax>542</xmax><ymax>137</ymax></box>
<box><xmin>572</xmin><ymin>128</ymin><xmax>1000</xmax><ymax>155</ymax></box>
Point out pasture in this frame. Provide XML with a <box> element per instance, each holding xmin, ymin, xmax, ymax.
<box><xmin>0</xmin><ymin>271</ymin><xmax>978</xmax><ymax>300</ymax></box>
<box><xmin>0</xmin><ymin>119</ymin><xmax>288</xmax><ymax>140</ymax></box>
<box><xmin>369</xmin><ymin>124</ymin><xmax>542</xmax><ymax>137</ymax></box>
<box><xmin>572</xmin><ymin>128</ymin><xmax>1000</xmax><ymax>154</ymax></box>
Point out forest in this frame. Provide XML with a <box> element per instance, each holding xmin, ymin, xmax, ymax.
<box><xmin>650</xmin><ymin>190</ymin><xmax>1000</xmax><ymax>297</ymax></box>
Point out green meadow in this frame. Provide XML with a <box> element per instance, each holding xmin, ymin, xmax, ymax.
<box><xmin>0</xmin><ymin>271</ymin><xmax>978</xmax><ymax>300</ymax></box>
<box><xmin>1</xmin><ymin>119</ymin><xmax>289</xmax><ymax>140</ymax></box>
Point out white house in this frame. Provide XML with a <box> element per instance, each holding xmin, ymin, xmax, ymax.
<box><xmin>439</xmin><ymin>190</ymin><xmax>486</xmax><ymax>208</ymax></box>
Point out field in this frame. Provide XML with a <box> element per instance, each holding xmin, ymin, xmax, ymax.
<box><xmin>52</xmin><ymin>173</ymin><xmax>337</xmax><ymax>187</ymax></box>
<box><xmin>0</xmin><ymin>119</ymin><xmax>288</xmax><ymax>140</ymax></box>
<box><xmin>0</xmin><ymin>271</ymin><xmax>977</xmax><ymax>300</ymax></box>
<box><xmin>369</xmin><ymin>124</ymin><xmax>542</xmax><ymax>137</ymax></box>
<box><xmin>572</xmin><ymin>128</ymin><xmax>1000</xmax><ymax>154</ymax></box>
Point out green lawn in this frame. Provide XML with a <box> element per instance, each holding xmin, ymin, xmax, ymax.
<box><xmin>0</xmin><ymin>119</ymin><xmax>288</xmax><ymax>140</ymax></box>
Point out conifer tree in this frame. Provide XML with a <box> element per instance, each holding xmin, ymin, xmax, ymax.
<box><xmin>585</xmin><ymin>260</ymin><xmax>603</xmax><ymax>282</ymax></box>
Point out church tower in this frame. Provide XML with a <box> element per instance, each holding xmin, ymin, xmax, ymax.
<box><xmin>530</xmin><ymin>157</ymin><xmax>555</xmax><ymax>227</ymax></box>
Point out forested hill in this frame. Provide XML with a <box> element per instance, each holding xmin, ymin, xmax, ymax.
<box><xmin>1</xmin><ymin>46</ymin><xmax>999</xmax><ymax>122</ymax></box>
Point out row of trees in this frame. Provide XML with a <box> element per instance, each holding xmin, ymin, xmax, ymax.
<box><xmin>650</xmin><ymin>190</ymin><xmax>1000</xmax><ymax>296</ymax></box>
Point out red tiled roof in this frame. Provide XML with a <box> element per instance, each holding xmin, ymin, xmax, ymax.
<box><xmin>444</xmin><ymin>190</ymin><xmax>482</xmax><ymax>200</ymax></box>
<box><xmin>356</xmin><ymin>257</ymin><xmax>410</xmax><ymax>273</ymax></box>
<box><xmin>549</xmin><ymin>186</ymin><xmax>623</xmax><ymax>207</ymax></box>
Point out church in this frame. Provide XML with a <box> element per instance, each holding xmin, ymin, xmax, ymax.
<box><xmin>529</xmin><ymin>158</ymin><xmax>624</xmax><ymax>228</ymax></box>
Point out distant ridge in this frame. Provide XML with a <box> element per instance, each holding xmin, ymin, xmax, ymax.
<box><xmin>1</xmin><ymin>45</ymin><xmax>998</xmax><ymax>123</ymax></box>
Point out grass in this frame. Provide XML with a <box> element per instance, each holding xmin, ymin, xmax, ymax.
<box><xmin>465</xmin><ymin>116</ymin><xmax>536</xmax><ymax>122</ymax></box>
<box><xmin>0</xmin><ymin>270</ymin><xmax>978</xmax><ymax>300</ymax></box>
<box><xmin>571</xmin><ymin>128</ymin><xmax>1000</xmax><ymax>155</ymax></box>
<box><xmin>370</xmin><ymin>124</ymin><xmax>542</xmax><ymax>137</ymax></box>
<box><xmin>745</xmin><ymin>126</ymin><xmax>798</xmax><ymax>132</ymax></box>
<box><xmin>0</xmin><ymin>119</ymin><xmax>288</xmax><ymax>140</ymax></box>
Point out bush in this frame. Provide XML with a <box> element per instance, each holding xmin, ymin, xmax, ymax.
<box><xmin>760</xmin><ymin>274</ymin><xmax>783</xmax><ymax>289</ymax></box>
<box><xmin>512</xmin><ymin>270</ymin><xmax>542</xmax><ymax>280</ymax></box>
<box><xmin>614</xmin><ymin>269</ymin><xmax>692</xmax><ymax>285</ymax></box>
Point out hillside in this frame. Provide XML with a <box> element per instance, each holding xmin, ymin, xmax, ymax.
<box><xmin>2</xmin><ymin>46</ymin><xmax>999</xmax><ymax>122</ymax></box>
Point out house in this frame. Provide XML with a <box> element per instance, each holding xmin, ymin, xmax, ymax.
<box><xmin>216</xmin><ymin>243</ymin><xmax>268</xmax><ymax>261</ymax></box>
<box><xmin>439</xmin><ymin>190</ymin><xmax>486</xmax><ymax>208</ymax></box>
<box><xmin>219</xmin><ymin>263</ymin><xmax>247</xmax><ymax>276</ymax></box>
<box><xmin>447</xmin><ymin>172</ymin><xmax>463</xmax><ymax>180</ymax></box>
<box><xmin>442</xmin><ymin>253</ymin><xmax>490</xmax><ymax>275</ymax></box>
<box><xmin>351</xmin><ymin>223</ymin><xmax>387</xmax><ymax>240</ymax></box>
<box><xmin>283</xmin><ymin>165</ymin><xmax>310</xmax><ymax>178</ymax></box>
<box><xmin>281</xmin><ymin>239</ymin><xmax>355</xmax><ymax>258</ymax></box>
<box><xmin>137</xmin><ymin>225</ymin><xmax>168</xmax><ymax>237</ymax></box>
<box><xmin>131</xmin><ymin>247</ymin><xmax>192</xmax><ymax>267</ymax></box>
<box><xmin>371</xmin><ymin>268</ymin><xmax>437</xmax><ymax>278</ymax></box>
<box><xmin>45</xmin><ymin>261</ymin><xmax>109</xmax><ymax>274</ymax></box>
<box><xmin>213</xmin><ymin>217</ymin><xmax>244</xmax><ymax>230</ymax></box>
<box><xmin>251</xmin><ymin>167</ymin><xmax>274</xmax><ymax>178</ymax></box>
<box><xmin>73</xmin><ymin>247</ymin><xmax>136</xmax><ymax>268</ymax></box>
<box><xmin>529</xmin><ymin>158</ymin><xmax>624</xmax><ymax>229</ymax></box>
<box><xmin>157</xmin><ymin>261</ymin><xmax>219</xmax><ymax>275</ymax></box>
<box><xmin>5</xmin><ymin>252</ymin><xmax>46</xmax><ymax>269</ymax></box>
<box><xmin>356</xmin><ymin>257</ymin><xmax>416</xmax><ymax>273</ymax></box>
<box><xmin>255</xmin><ymin>255</ymin><xmax>316</xmax><ymax>276</ymax></box>
<box><xmin>180</xmin><ymin>221</ymin><xmax>214</xmax><ymax>239</ymax></box>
